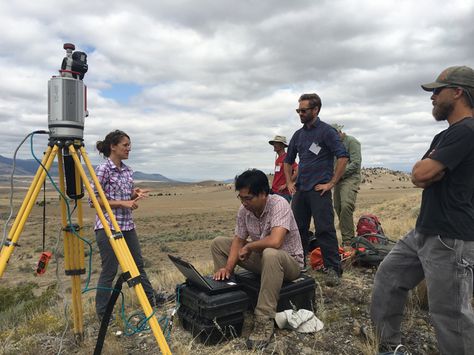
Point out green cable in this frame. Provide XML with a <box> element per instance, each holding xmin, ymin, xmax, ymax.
<box><xmin>29</xmin><ymin>134</ymin><xmax>93</xmax><ymax>290</ymax></box>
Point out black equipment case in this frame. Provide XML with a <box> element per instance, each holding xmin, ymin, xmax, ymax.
<box><xmin>177</xmin><ymin>306</ymin><xmax>244</xmax><ymax>345</ymax></box>
<box><xmin>234</xmin><ymin>270</ymin><xmax>315</xmax><ymax>312</ymax></box>
<box><xmin>176</xmin><ymin>283</ymin><xmax>249</xmax><ymax>345</ymax></box>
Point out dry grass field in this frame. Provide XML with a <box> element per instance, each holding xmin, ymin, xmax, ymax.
<box><xmin>0</xmin><ymin>168</ymin><xmax>440</xmax><ymax>355</ymax></box>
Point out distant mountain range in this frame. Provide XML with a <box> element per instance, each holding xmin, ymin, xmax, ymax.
<box><xmin>0</xmin><ymin>155</ymin><xmax>175</xmax><ymax>182</ymax></box>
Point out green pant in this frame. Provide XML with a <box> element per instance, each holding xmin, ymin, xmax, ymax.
<box><xmin>334</xmin><ymin>175</ymin><xmax>361</xmax><ymax>243</ymax></box>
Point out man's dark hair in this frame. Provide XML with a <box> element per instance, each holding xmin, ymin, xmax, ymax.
<box><xmin>299</xmin><ymin>93</ymin><xmax>322</xmax><ymax>110</ymax></box>
<box><xmin>462</xmin><ymin>88</ymin><xmax>474</xmax><ymax>108</ymax></box>
<box><xmin>235</xmin><ymin>169</ymin><xmax>270</xmax><ymax>196</ymax></box>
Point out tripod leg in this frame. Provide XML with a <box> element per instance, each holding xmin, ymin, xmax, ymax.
<box><xmin>72</xmin><ymin>146</ymin><xmax>171</xmax><ymax>355</ymax></box>
<box><xmin>57</xmin><ymin>150</ymin><xmax>85</xmax><ymax>339</ymax></box>
<box><xmin>0</xmin><ymin>145</ymin><xmax>58</xmax><ymax>277</ymax></box>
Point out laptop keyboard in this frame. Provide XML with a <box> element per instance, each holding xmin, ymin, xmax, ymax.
<box><xmin>205</xmin><ymin>276</ymin><xmax>236</xmax><ymax>288</ymax></box>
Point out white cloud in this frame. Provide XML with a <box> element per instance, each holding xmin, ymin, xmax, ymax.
<box><xmin>0</xmin><ymin>0</ymin><xmax>473</xmax><ymax>180</ymax></box>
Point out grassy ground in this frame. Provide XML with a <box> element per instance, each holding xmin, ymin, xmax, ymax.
<box><xmin>0</xmin><ymin>170</ymin><xmax>437</xmax><ymax>354</ymax></box>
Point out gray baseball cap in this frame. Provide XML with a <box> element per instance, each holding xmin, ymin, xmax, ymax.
<box><xmin>421</xmin><ymin>66</ymin><xmax>474</xmax><ymax>91</ymax></box>
<box><xmin>331</xmin><ymin>123</ymin><xmax>344</xmax><ymax>132</ymax></box>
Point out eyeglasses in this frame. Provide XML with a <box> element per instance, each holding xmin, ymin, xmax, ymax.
<box><xmin>296</xmin><ymin>107</ymin><xmax>315</xmax><ymax>114</ymax></box>
<box><xmin>432</xmin><ymin>86</ymin><xmax>457</xmax><ymax>95</ymax></box>
<box><xmin>237</xmin><ymin>194</ymin><xmax>256</xmax><ymax>202</ymax></box>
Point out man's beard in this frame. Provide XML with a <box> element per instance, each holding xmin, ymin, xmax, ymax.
<box><xmin>300</xmin><ymin>114</ymin><xmax>313</xmax><ymax>124</ymax></box>
<box><xmin>432</xmin><ymin>100</ymin><xmax>454</xmax><ymax>121</ymax></box>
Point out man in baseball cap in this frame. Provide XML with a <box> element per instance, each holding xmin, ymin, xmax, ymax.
<box><xmin>421</xmin><ymin>65</ymin><xmax>474</xmax><ymax>108</ymax></box>
<box><xmin>330</xmin><ymin>124</ymin><xmax>362</xmax><ymax>245</ymax></box>
<box><xmin>371</xmin><ymin>66</ymin><xmax>474</xmax><ymax>354</ymax></box>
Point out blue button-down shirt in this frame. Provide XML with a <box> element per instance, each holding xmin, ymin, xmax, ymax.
<box><xmin>285</xmin><ymin>117</ymin><xmax>349</xmax><ymax>192</ymax></box>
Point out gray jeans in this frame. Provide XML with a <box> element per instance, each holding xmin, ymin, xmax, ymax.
<box><xmin>95</xmin><ymin>229</ymin><xmax>155</xmax><ymax>317</ymax></box>
<box><xmin>370</xmin><ymin>229</ymin><xmax>474</xmax><ymax>355</ymax></box>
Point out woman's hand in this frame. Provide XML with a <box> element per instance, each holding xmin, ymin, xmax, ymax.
<box><xmin>121</xmin><ymin>198</ymin><xmax>141</xmax><ymax>210</ymax></box>
<box><xmin>132</xmin><ymin>188</ymin><xmax>150</xmax><ymax>199</ymax></box>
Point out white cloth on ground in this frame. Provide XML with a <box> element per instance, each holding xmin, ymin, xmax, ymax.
<box><xmin>274</xmin><ymin>309</ymin><xmax>324</xmax><ymax>333</ymax></box>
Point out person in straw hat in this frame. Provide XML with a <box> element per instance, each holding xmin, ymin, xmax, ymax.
<box><xmin>268</xmin><ymin>135</ymin><xmax>298</xmax><ymax>202</ymax></box>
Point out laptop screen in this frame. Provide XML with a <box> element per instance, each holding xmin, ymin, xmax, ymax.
<box><xmin>168</xmin><ymin>254</ymin><xmax>240</xmax><ymax>295</ymax></box>
<box><xmin>168</xmin><ymin>254</ymin><xmax>212</xmax><ymax>290</ymax></box>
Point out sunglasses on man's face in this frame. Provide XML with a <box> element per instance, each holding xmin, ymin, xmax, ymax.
<box><xmin>296</xmin><ymin>107</ymin><xmax>315</xmax><ymax>114</ymax></box>
<box><xmin>432</xmin><ymin>86</ymin><xmax>458</xmax><ymax>95</ymax></box>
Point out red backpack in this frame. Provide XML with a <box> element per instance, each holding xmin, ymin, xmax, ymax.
<box><xmin>356</xmin><ymin>214</ymin><xmax>385</xmax><ymax>243</ymax></box>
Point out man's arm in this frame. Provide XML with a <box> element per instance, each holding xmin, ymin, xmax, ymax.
<box><xmin>238</xmin><ymin>226</ymin><xmax>287</xmax><ymax>261</ymax></box>
<box><xmin>411</xmin><ymin>158</ymin><xmax>446</xmax><ymax>188</ymax></box>
<box><xmin>284</xmin><ymin>163</ymin><xmax>296</xmax><ymax>194</ymax></box>
<box><xmin>278</xmin><ymin>164</ymin><xmax>298</xmax><ymax>192</ymax></box>
<box><xmin>291</xmin><ymin>163</ymin><xmax>298</xmax><ymax>182</ymax></box>
<box><xmin>315</xmin><ymin>157</ymin><xmax>348</xmax><ymax>195</ymax></box>
<box><xmin>213</xmin><ymin>236</ymin><xmax>246</xmax><ymax>280</ymax></box>
<box><xmin>244</xmin><ymin>226</ymin><xmax>286</xmax><ymax>251</ymax></box>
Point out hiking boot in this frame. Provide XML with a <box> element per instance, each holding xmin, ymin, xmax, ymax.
<box><xmin>324</xmin><ymin>268</ymin><xmax>341</xmax><ymax>287</ymax></box>
<box><xmin>246</xmin><ymin>315</ymin><xmax>274</xmax><ymax>350</ymax></box>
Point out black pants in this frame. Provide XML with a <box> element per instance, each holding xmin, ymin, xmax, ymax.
<box><xmin>292</xmin><ymin>189</ymin><xmax>341</xmax><ymax>274</ymax></box>
<box><xmin>95</xmin><ymin>228</ymin><xmax>155</xmax><ymax>316</ymax></box>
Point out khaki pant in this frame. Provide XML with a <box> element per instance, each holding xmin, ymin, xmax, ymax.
<box><xmin>211</xmin><ymin>236</ymin><xmax>301</xmax><ymax>318</ymax></box>
<box><xmin>334</xmin><ymin>175</ymin><xmax>361</xmax><ymax>243</ymax></box>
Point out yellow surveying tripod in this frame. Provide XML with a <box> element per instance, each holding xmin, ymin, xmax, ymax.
<box><xmin>0</xmin><ymin>43</ymin><xmax>171</xmax><ymax>354</ymax></box>
<box><xmin>0</xmin><ymin>139</ymin><xmax>171</xmax><ymax>354</ymax></box>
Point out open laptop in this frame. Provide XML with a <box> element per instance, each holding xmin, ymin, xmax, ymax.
<box><xmin>168</xmin><ymin>254</ymin><xmax>238</xmax><ymax>295</ymax></box>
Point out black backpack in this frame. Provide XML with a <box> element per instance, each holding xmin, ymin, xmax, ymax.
<box><xmin>351</xmin><ymin>234</ymin><xmax>396</xmax><ymax>267</ymax></box>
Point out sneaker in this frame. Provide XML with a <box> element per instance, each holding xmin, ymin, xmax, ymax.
<box><xmin>378</xmin><ymin>344</ymin><xmax>412</xmax><ymax>355</ymax></box>
<box><xmin>324</xmin><ymin>268</ymin><xmax>341</xmax><ymax>287</ymax></box>
<box><xmin>246</xmin><ymin>315</ymin><xmax>274</xmax><ymax>350</ymax></box>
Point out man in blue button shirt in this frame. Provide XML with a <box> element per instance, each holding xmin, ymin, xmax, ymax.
<box><xmin>284</xmin><ymin>93</ymin><xmax>348</xmax><ymax>285</ymax></box>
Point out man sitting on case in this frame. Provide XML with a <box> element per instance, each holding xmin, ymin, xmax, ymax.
<box><xmin>211</xmin><ymin>169</ymin><xmax>304</xmax><ymax>349</ymax></box>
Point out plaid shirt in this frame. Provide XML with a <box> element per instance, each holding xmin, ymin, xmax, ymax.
<box><xmin>90</xmin><ymin>158</ymin><xmax>135</xmax><ymax>231</ymax></box>
<box><xmin>234</xmin><ymin>194</ymin><xmax>304</xmax><ymax>267</ymax></box>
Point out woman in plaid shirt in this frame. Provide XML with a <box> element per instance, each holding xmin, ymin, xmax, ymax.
<box><xmin>91</xmin><ymin>130</ymin><xmax>155</xmax><ymax>320</ymax></box>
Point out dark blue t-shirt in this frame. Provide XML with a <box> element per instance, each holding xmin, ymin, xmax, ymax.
<box><xmin>416</xmin><ymin>117</ymin><xmax>474</xmax><ymax>240</ymax></box>
<box><xmin>285</xmin><ymin>118</ymin><xmax>348</xmax><ymax>191</ymax></box>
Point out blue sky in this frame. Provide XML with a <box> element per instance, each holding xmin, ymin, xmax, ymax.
<box><xmin>0</xmin><ymin>0</ymin><xmax>473</xmax><ymax>180</ymax></box>
<box><xmin>101</xmin><ymin>83</ymin><xmax>143</xmax><ymax>104</ymax></box>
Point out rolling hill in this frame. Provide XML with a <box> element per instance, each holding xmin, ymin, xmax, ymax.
<box><xmin>0</xmin><ymin>155</ymin><xmax>175</xmax><ymax>182</ymax></box>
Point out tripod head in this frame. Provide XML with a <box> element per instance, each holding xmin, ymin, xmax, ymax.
<box><xmin>48</xmin><ymin>43</ymin><xmax>89</xmax><ymax>141</ymax></box>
